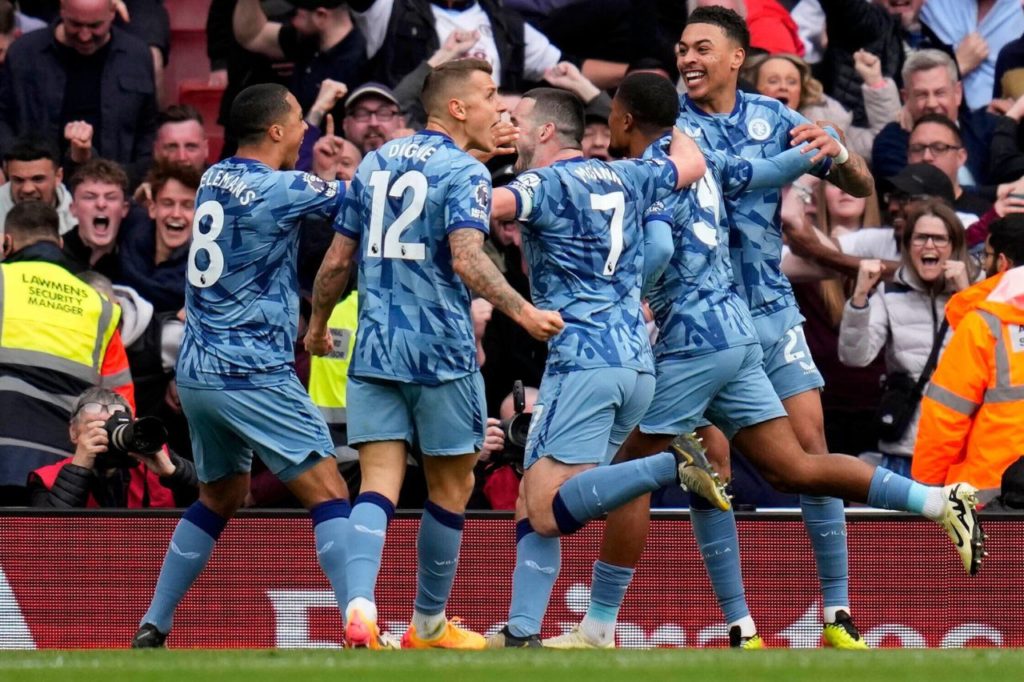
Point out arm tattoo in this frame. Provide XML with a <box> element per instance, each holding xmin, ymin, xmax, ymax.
<box><xmin>310</xmin><ymin>236</ymin><xmax>355</xmax><ymax>326</ymax></box>
<box><xmin>829</xmin><ymin>151</ymin><xmax>874</xmax><ymax>198</ymax></box>
<box><xmin>449</xmin><ymin>228</ymin><xmax>528</xmax><ymax>320</ymax></box>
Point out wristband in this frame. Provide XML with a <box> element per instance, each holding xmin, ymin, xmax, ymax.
<box><xmin>834</xmin><ymin>143</ymin><xmax>850</xmax><ymax>166</ymax></box>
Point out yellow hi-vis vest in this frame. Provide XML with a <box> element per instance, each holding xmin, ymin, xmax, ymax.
<box><xmin>308</xmin><ymin>292</ymin><xmax>358</xmax><ymax>427</ymax></box>
<box><xmin>0</xmin><ymin>260</ymin><xmax>120</xmax><ymax>395</ymax></box>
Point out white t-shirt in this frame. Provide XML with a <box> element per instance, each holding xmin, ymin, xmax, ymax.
<box><xmin>837</xmin><ymin>227</ymin><xmax>900</xmax><ymax>261</ymax></box>
<box><xmin>355</xmin><ymin>0</ymin><xmax>562</xmax><ymax>86</ymax></box>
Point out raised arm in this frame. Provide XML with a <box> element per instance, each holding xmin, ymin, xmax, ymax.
<box><xmin>305</xmin><ymin>233</ymin><xmax>359</xmax><ymax>356</ymax></box>
<box><xmin>667</xmin><ymin>128</ymin><xmax>707</xmax><ymax>190</ymax></box>
<box><xmin>790</xmin><ymin>122</ymin><xmax>874</xmax><ymax>198</ymax></box>
<box><xmin>491</xmin><ymin>187</ymin><xmax>517</xmax><ymax>223</ymax></box>
<box><xmin>233</xmin><ymin>0</ymin><xmax>284</xmax><ymax>60</ymax></box>
<box><xmin>448</xmin><ymin>228</ymin><xmax>563</xmax><ymax>341</ymax></box>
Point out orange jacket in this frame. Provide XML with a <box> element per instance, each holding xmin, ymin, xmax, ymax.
<box><xmin>100</xmin><ymin>329</ymin><xmax>136</xmax><ymax>412</ymax></box>
<box><xmin>913</xmin><ymin>268</ymin><xmax>1024</xmax><ymax>490</ymax></box>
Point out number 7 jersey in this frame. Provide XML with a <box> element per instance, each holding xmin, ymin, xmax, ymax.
<box><xmin>334</xmin><ymin>131</ymin><xmax>491</xmax><ymax>386</ymax></box>
<box><xmin>504</xmin><ymin>156</ymin><xmax>678</xmax><ymax>374</ymax></box>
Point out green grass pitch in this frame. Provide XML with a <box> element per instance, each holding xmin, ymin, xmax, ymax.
<box><xmin>2</xmin><ymin>649</ymin><xmax>1022</xmax><ymax>682</ymax></box>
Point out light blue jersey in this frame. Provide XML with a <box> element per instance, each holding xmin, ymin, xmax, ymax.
<box><xmin>643</xmin><ymin>132</ymin><xmax>821</xmax><ymax>358</ymax></box>
<box><xmin>677</xmin><ymin>91</ymin><xmax>832</xmax><ymax>340</ymax></box>
<box><xmin>334</xmin><ymin>131</ymin><xmax>490</xmax><ymax>386</ymax></box>
<box><xmin>178</xmin><ymin>158</ymin><xmax>345</xmax><ymax>389</ymax></box>
<box><xmin>505</xmin><ymin>156</ymin><xmax>679</xmax><ymax>374</ymax></box>
<box><xmin>643</xmin><ymin>135</ymin><xmax>756</xmax><ymax>358</ymax></box>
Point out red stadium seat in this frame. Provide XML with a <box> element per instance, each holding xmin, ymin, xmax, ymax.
<box><xmin>165</xmin><ymin>29</ymin><xmax>212</xmax><ymax>105</ymax></box>
<box><xmin>179</xmin><ymin>81</ymin><xmax>226</xmax><ymax>164</ymax></box>
<box><xmin>167</xmin><ymin>0</ymin><xmax>212</xmax><ymax>32</ymax></box>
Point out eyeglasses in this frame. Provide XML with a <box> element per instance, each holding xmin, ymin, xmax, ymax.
<box><xmin>76</xmin><ymin>402</ymin><xmax>128</xmax><ymax>417</ymax></box>
<box><xmin>347</xmin><ymin>107</ymin><xmax>399</xmax><ymax>123</ymax></box>
<box><xmin>910</xmin><ymin>233</ymin><xmax>951</xmax><ymax>247</ymax></box>
<box><xmin>908</xmin><ymin>143</ymin><xmax>961</xmax><ymax>156</ymax></box>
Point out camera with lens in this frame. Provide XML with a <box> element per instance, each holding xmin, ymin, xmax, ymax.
<box><xmin>496</xmin><ymin>380</ymin><xmax>532</xmax><ymax>471</ymax></box>
<box><xmin>97</xmin><ymin>413</ymin><xmax>168</xmax><ymax>469</ymax></box>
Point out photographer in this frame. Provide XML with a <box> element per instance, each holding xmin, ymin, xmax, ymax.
<box><xmin>472</xmin><ymin>384</ymin><xmax>538</xmax><ymax>510</ymax></box>
<box><xmin>27</xmin><ymin>388</ymin><xmax>197</xmax><ymax>508</ymax></box>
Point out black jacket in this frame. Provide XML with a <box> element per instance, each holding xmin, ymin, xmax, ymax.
<box><xmin>0</xmin><ymin>23</ymin><xmax>157</xmax><ymax>186</ymax></box>
<box><xmin>350</xmin><ymin>0</ymin><xmax>527</xmax><ymax>91</ymax></box>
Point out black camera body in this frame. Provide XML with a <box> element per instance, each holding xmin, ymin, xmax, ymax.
<box><xmin>497</xmin><ymin>380</ymin><xmax>532</xmax><ymax>470</ymax></box>
<box><xmin>98</xmin><ymin>413</ymin><xmax>168</xmax><ymax>469</ymax></box>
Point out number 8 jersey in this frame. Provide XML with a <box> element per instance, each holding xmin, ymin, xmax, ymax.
<box><xmin>177</xmin><ymin>158</ymin><xmax>345</xmax><ymax>389</ymax></box>
<box><xmin>334</xmin><ymin>131</ymin><xmax>491</xmax><ymax>386</ymax></box>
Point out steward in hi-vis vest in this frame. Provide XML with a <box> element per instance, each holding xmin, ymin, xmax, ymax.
<box><xmin>0</xmin><ymin>202</ymin><xmax>133</xmax><ymax>502</ymax></box>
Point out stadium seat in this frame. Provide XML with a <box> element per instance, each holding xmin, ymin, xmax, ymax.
<box><xmin>179</xmin><ymin>82</ymin><xmax>226</xmax><ymax>164</ymax></box>
<box><xmin>165</xmin><ymin>29</ymin><xmax>212</xmax><ymax>105</ymax></box>
<box><xmin>167</xmin><ymin>0</ymin><xmax>211</xmax><ymax>32</ymax></box>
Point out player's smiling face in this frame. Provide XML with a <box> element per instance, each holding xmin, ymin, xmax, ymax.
<box><xmin>149</xmin><ymin>178</ymin><xmax>196</xmax><ymax>255</ymax></box>
<box><xmin>462</xmin><ymin>70</ymin><xmax>505</xmax><ymax>153</ymax></box>
<box><xmin>676</xmin><ymin>23</ymin><xmax>743</xmax><ymax>103</ymax></box>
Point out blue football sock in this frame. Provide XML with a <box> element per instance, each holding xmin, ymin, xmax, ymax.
<box><xmin>552</xmin><ymin>453</ymin><xmax>676</xmax><ymax>534</ymax></box>
<box><xmin>345</xmin><ymin>492</ymin><xmax>394</xmax><ymax>605</ymax></box>
<box><xmin>507</xmin><ymin>519</ymin><xmax>561</xmax><ymax>638</ymax></box>
<box><xmin>689</xmin><ymin>491</ymin><xmax>749</xmax><ymax>624</ymax></box>
<box><xmin>799</xmin><ymin>495</ymin><xmax>849</xmax><ymax>610</ymax></box>
<box><xmin>866</xmin><ymin>466</ymin><xmax>930</xmax><ymax>514</ymax></box>
<box><xmin>586</xmin><ymin>560</ymin><xmax>634</xmax><ymax>623</ymax></box>
<box><xmin>311</xmin><ymin>499</ymin><xmax>350</xmax><ymax>619</ymax></box>
<box><xmin>414</xmin><ymin>501</ymin><xmax>465</xmax><ymax>617</ymax></box>
<box><xmin>141</xmin><ymin>502</ymin><xmax>227</xmax><ymax>632</ymax></box>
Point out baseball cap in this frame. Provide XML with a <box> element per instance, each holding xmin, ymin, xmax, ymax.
<box><xmin>886</xmin><ymin>163</ymin><xmax>955</xmax><ymax>205</ymax></box>
<box><xmin>345</xmin><ymin>82</ymin><xmax>401</xmax><ymax>111</ymax></box>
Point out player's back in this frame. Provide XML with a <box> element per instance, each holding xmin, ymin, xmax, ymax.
<box><xmin>338</xmin><ymin>131</ymin><xmax>490</xmax><ymax>385</ymax></box>
<box><xmin>177</xmin><ymin>158</ymin><xmax>344</xmax><ymax>388</ymax></box>
<box><xmin>507</xmin><ymin>157</ymin><xmax>674</xmax><ymax>374</ymax></box>
<box><xmin>643</xmin><ymin>135</ymin><xmax>757</xmax><ymax>359</ymax></box>
<box><xmin>677</xmin><ymin>91</ymin><xmax>825</xmax><ymax>320</ymax></box>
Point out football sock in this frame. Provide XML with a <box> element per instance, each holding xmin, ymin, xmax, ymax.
<box><xmin>580</xmin><ymin>560</ymin><xmax>634</xmax><ymax>646</ymax></box>
<box><xmin>799</xmin><ymin>495</ymin><xmax>849</xmax><ymax>613</ymax></box>
<box><xmin>141</xmin><ymin>501</ymin><xmax>227</xmax><ymax>632</ymax></box>
<box><xmin>824</xmin><ymin>606</ymin><xmax>849</xmax><ymax>624</ymax></box>
<box><xmin>551</xmin><ymin>453</ymin><xmax>677</xmax><ymax>534</ymax></box>
<box><xmin>414</xmin><ymin>501</ymin><xmax>464</xmax><ymax>620</ymax></box>
<box><xmin>345</xmin><ymin>492</ymin><xmax>394</xmax><ymax>608</ymax></box>
<box><xmin>310</xmin><ymin>498</ymin><xmax>351</xmax><ymax>622</ymax></box>
<box><xmin>689</xmin><ymin>491</ymin><xmax>750</xmax><ymax>625</ymax></box>
<box><xmin>507</xmin><ymin>519</ymin><xmax>561</xmax><ymax>638</ymax></box>
<box><xmin>866</xmin><ymin>467</ymin><xmax>944</xmax><ymax>519</ymax></box>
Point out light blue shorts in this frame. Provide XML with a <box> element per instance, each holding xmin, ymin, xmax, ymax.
<box><xmin>179</xmin><ymin>375</ymin><xmax>334</xmax><ymax>484</ymax></box>
<box><xmin>641</xmin><ymin>344</ymin><xmax>787</xmax><ymax>440</ymax></box>
<box><xmin>346</xmin><ymin>372</ymin><xmax>486</xmax><ymax>456</ymax></box>
<box><xmin>524</xmin><ymin>367</ymin><xmax>656</xmax><ymax>469</ymax></box>
<box><xmin>761</xmin><ymin>323</ymin><xmax>825</xmax><ymax>401</ymax></box>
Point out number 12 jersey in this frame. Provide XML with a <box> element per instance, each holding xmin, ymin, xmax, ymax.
<box><xmin>334</xmin><ymin>131</ymin><xmax>491</xmax><ymax>386</ymax></box>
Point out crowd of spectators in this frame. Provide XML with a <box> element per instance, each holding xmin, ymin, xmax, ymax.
<box><xmin>0</xmin><ymin>0</ymin><xmax>1023</xmax><ymax>511</ymax></box>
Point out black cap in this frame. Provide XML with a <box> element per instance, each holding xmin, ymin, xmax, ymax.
<box><xmin>886</xmin><ymin>163</ymin><xmax>955</xmax><ymax>205</ymax></box>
